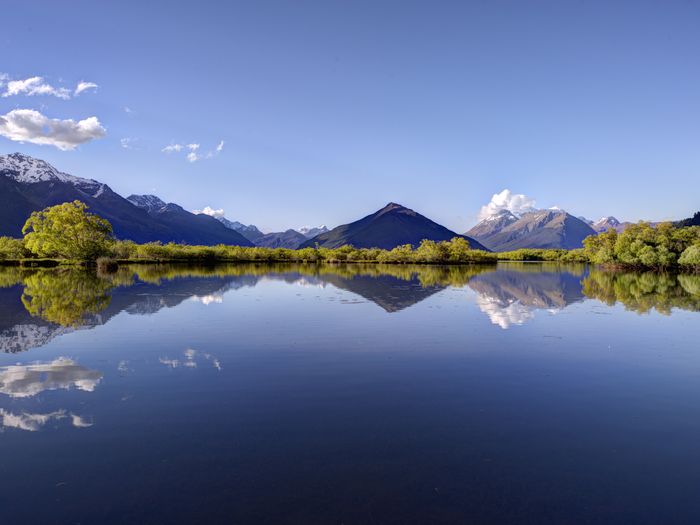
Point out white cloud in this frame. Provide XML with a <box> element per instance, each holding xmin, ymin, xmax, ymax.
<box><xmin>0</xmin><ymin>74</ymin><xmax>98</xmax><ymax>99</ymax></box>
<box><xmin>0</xmin><ymin>109</ymin><xmax>106</xmax><ymax>150</ymax></box>
<box><xmin>123</xmin><ymin>106</ymin><xmax>133</xmax><ymax>114</ymax></box>
<box><xmin>162</xmin><ymin>141</ymin><xmax>223</xmax><ymax>162</ymax></box>
<box><xmin>120</xmin><ymin>137</ymin><xmax>135</xmax><ymax>149</ymax></box>
<box><xmin>162</xmin><ymin>143</ymin><xmax>184</xmax><ymax>153</ymax></box>
<box><xmin>0</xmin><ymin>357</ymin><xmax>102</xmax><ymax>398</ymax></box>
<box><xmin>1</xmin><ymin>76</ymin><xmax>71</xmax><ymax>99</ymax></box>
<box><xmin>74</xmin><ymin>81</ymin><xmax>98</xmax><ymax>96</ymax></box>
<box><xmin>478</xmin><ymin>189</ymin><xmax>536</xmax><ymax>221</ymax></box>
<box><xmin>193</xmin><ymin>206</ymin><xmax>225</xmax><ymax>218</ymax></box>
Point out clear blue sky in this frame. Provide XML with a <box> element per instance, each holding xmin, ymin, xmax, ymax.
<box><xmin>1</xmin><ymin>0</ymin><xmax>698</xmax><ymax>231</ymax></box>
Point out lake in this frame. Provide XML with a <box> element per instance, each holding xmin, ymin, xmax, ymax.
<box><xmin>1</xmin><ymin>263</ymin><xmax>699</xmax><ymax>524</ymax></box>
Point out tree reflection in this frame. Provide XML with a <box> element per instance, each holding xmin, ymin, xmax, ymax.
<box><xmin>582</xmin><ymin>269</ymin><xmax>700</xmax><ymax>314</ymax></box>
<box><xmin>1</xmin><ymin>263</ymin><xmax>699</xmax><ymax>331</ymax></box>
<box><xmin>20</xmin><ymin>269</ymin><xmax>113</xmax><ymax>327</ymax></box>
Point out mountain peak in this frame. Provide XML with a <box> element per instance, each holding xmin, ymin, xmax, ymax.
<box><xmin>595</xmin><ymin>216</ymin><xmax>620</xmax><ymax>226</ymax></box>
<box><xmin>0</xmin><ymin>152</ymin><xmax>100</xmax><ymax>188</ymax></box>
<box><xmin>127</xmin><ymin>194</ymin><xmax>167</xmax><ymax>213</ymax></box>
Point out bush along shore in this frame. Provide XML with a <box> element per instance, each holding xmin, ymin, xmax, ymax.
<box><xmin>0</xmin><ymin>201</ymin><xmax>699</xmax><ymax>271</ymax></box>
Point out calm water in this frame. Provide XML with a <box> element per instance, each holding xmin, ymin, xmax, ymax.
<box><xmin>1</xmin><ymin>263</ymin><xmax>699</xmax><ymax>524</ymax></box>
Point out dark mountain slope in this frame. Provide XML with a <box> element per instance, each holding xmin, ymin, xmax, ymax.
<box><xmin>127</xmin><ymin>195</ymin><xmax>253</xmax><ymax>246</ymax></box>
<box><xmin>301</xmin><ymin>202</ymin><xmax>488</xmax><ymax>251</ymax></box>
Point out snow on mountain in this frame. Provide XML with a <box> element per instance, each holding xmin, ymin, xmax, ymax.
<box><xmin>126</xmin><ymin>194</ymin><xmax>167</xmax><ymax>213</ymax></box>
<box><xmin>299</xmin><ymin>225</ymin><xmax>329</xmax><ymax>238</ymax></box>
<box><xmin>0</xmin><ymin>152</ymin><xmax>104</xmax><ymax>196</ymax></box>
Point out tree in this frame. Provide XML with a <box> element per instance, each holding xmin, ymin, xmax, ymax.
<box><xmin>679</xmin><ymin>244</ymin><xmax>700</xmax><ymax>267</ymax></box>
<box><xmin>22</xmin><ymin>201</ymin><xmax>114</xmax><ymax>260</ymax></box>
<box><xmin>0</xmin><ymin>236</ymin><xmax>29</xmax><ymax>260</ymax></box>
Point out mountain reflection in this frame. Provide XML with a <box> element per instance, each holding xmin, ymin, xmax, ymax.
<box><xmin>468</xmin><ymin>266</ymin><xmax>586</xmax><ymax>328</ymax></box>
<box><xmin>0</xmin><ymin>263</ymin><xmax>699</xmax><ymax>352</ymax></box>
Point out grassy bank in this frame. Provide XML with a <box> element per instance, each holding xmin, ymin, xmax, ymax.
<box><xmin>0</xmin><ymin>238</ymin><xmax>593</xmax><ymax>267</ymax></box>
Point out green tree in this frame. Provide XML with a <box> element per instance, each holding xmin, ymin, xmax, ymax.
<box><xmin>22</xmin><ymin>201</ymin><xmax>114</xmax><ymax>260</ymax></box>
<box><xmin>679</xmin><ymin>244</ymin><xmax>700</xmax><ymax>267</ymax></box>
<box><xmin>0</xmin><ymin>236</ymin><xmax>29</xmax><ymax>260</ymax></box>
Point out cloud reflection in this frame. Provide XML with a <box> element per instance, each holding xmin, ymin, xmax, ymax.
<box><xmin>0</xmin><ymin>357</ymin><xmax>102</xmax><ymax>398</ymax></box>
<box><xmin>159</xmin><ymin>348</ymin><xmax>221</xmax><ymax>371</ymax></box>
<box><xmin>0</xmin><ymin>408</ymin><xmax>92</xmax><ymax>432</ymax></box>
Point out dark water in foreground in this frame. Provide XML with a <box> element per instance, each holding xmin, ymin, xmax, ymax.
<box><xmin>1</xmin><ymin>263</ymin><xmax>699</xmax><ymax>524</ymax></box>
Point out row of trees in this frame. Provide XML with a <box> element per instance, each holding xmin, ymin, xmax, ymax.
<box><xmin>583</xmin><ymin>222</ymin><xmax>700</xmax><ymax>269</ymax></box>
<box><xmin>1</xmin><ymin>201</ymin><xmax>699</xmax><ymax>269</ymax></box>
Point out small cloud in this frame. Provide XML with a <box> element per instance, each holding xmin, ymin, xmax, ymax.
<box><xmin>0</xmin><ymin>109</ymin><xmax>106</xmax><ymax>151</ymax></box>
<box><xmin>193</xmin><ymin>206</ymin><xmax>225</xmax><ymax>218</ymax></box>
<box><xmin>1</xmin><ymin>76</ymin><xmax>71</xmax><ymax>99</ymax></box>
<box><xmin>74</xmin><ymin>81</ymin><xmax>98</xmax><ymax>96</ymax></box>
<box><xmin>162</xmin><ymin>141</ymin><xmax>222</xmax><ymax>163</ymax></box>
<box><xmin>162</xmin><ymin>143</ymin><xmax>184</xmax><ymax>153</ymax></box>
<box><xmin>123</xmin><ymin>106</ymin><xmax>133</xmax><ymax>114</ymax></box>
<box><xmin>120</xmin><ymin>137</ymin><xmax>135</xmax><ymax>149</ymax></box>
<box><xmin>478</xmin><ymin>189</ymin><xmax>536</xmax><ymax>221</ymax></box>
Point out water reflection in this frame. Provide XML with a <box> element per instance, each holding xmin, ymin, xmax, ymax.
<box><xmin>0</xmin><ymin>408</ymin><xmax>92</xmax><ymax>432</ymax></box>
<box><xmin>0</xmin><ymin>264</ymin><xmax>699</xmax><ymax>353</ymax></box>
<box><xmin>160</xmin><ymin>348</ymin><xmax>222</xmax><ymax>371</ymax></box>
<box><xmin>0</xmin><ymin>357</ymin><xmax>102</xmax><ymax>397</ymax></box>
<box><xmin>468</xmin><ymin>266</ymin><xmax>586</xmax><ymax>328</ymax></box>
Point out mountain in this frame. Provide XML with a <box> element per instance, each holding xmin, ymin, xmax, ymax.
<box><xmin>676</xmin><ymin>212</ymin><xmax>700</xmax><ymax>228</ymax></box>
<box><xmin>253</xmin><ymin>229</ymin><xmax>308</xmax><ymax>249</ymax></box>
<box><xmin>216</xmin><ymin>218</ymin><xmax>265</xmax><ymax>242</ymax></box>
<box><xmin>299</xmin><ymin>225</ymin><xmax>329</xmax><ymax>239</ymax></box>
<box><xmin>300</xmin><ymin>202</ymin><xmax>488</xmax><ymax>250</ymax></box>
<box><xmin>468</xmin><ymin>209</ymin><xmax>519</xmax><ymax>238</ymax></box>
<box><xmin>591</xmin><ymin>216</ymin><xmax>631</xmax><ymax>233</ymax></box>
<box><xmin>0</xmin><ymin>153</ymin><xmax>252</xmax><ymax>246</ymax></box>
<box><xmin>467</xmin><ymin>209</ymin><xmax>597</xmax><ymax>251</ymax></box>
<box><xmin>126</xmin><ymin>194</ymin><xmax>253</xmax><ymax>246</ymax></box>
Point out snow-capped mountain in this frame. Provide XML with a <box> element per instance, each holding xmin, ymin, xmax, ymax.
<box><xmin>1</xmin><ymin>152</ymin><xmax>105</xmax><ymax>196</ymax></box>
<box><xmin>467</xmin><ymin>210</ymin><xmax>519</xmax><ymax>239</ymax></box>
<box><xmin>216</xmin><ymin>218</ymin><xmax>264</xmax><ymax>242</ymax></box>
<box><xmin>466</xmin><ymin>208</ymin><xmax>597</xmax><ymax>251</ymax></box>
<box><xmin>299</xmin><ymin>225</ymin><xmax>329</xmax><ymax>239</ymax></box>
<box><xmin>591</xmin><ymin>216</ymin><xmax>629</xmax><ymax>233</ymax></box>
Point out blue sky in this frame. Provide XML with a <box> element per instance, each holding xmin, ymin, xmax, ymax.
<box><xmin>1</xmin><ymin>1</ymin><xmax>698</xmax><ymax>232</ymax></box>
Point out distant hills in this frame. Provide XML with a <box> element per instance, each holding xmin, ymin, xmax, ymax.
<box><xmin>254</xmin><ymin>229</ymin><xmax>308</xmax><ymax>249</ymax></box>
<box><xmin>301</xmin><ymin>202</ymin><xmax>489</xmax><ymax>250</ymax></box>
<box><xmin>467</xmin><ymin>209</ymin><xmax>597</xmax><ymax>251</ymax></box>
